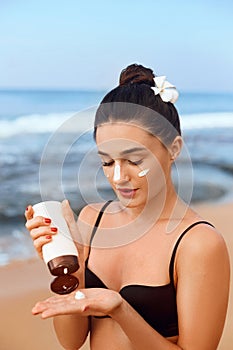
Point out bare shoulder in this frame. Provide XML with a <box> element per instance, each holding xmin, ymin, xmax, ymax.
<box><xmin>177</xmin><ymin>222</ymin><xmax>230</xmax><ymax>274</ymax></box>
<box><xmin>175</xmin><ymin>222</ymin><xmax>230</xmax><ymax>349</ymax></box>
<box><xmin>181</xmin><ymin>223</ymin><xmax>227</xmax><ymax>253</ymax></box>
<box><xmin>76</xmin><ymin>202</ymin><xmax>109</xmax><ymax>257</ymax></box>
<box><xmin>78</xmin><ymin>202</ymin><xmax>106</xmax><ymax>226</ymax></box>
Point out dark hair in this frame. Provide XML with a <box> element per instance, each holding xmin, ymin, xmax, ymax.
<box><xmin>94</xmin><ymin>63</ymin><xmax>181</xmax><ymax>146</ymax></box>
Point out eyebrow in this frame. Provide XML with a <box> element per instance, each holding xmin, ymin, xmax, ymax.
<box><xmin>98</xmin><ymin>147</ymin><xmax>147</xmax><ymax>156</ymax></box>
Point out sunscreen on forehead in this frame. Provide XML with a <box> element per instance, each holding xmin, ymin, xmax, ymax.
<box><xmin>138</xmin><ymin>168</ymin><xmax>150</xmax><ymax>177</ymax></box>
<box><xmin>113</xmin><ymin>164</ymin><xmax>121</xmax><ymax>181</ymax></box>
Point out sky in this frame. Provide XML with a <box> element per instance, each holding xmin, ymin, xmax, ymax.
<box><xmin>0</xmin><ymin>0</ymin><xmax>233</xmax><ymax>92</ymax></box>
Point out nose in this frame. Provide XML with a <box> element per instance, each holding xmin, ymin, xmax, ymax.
<box><xmin>113</xmin><ymin>164</ymin><xmax>121</xmax><ymax>181</ymax></box>
<box><xmin>112</xmin><ymin>161</ymin><xmax>129</xmax><ymax>183</ymax></box>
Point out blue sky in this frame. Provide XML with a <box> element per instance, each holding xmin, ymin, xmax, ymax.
<box><xmin>0</xmin><ymin>0</ymin><xmax>233</xmax><ymax>91</ymax></box>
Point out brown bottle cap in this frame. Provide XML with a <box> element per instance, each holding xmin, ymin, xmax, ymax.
<box><xmin>47</xmin><ymin>255</ymin><xmax>79</xmax><ymax>276</ymax></box>
<box><xmin>50</xmin><ymin>275</ymin><xmax>79</xmax><ymax>295</ymax></box>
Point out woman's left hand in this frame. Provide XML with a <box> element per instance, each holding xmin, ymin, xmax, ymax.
<box><xmin>32</xmin><ymin>288</ymin><xmax>123</xmax><ymax>319</ymax></box>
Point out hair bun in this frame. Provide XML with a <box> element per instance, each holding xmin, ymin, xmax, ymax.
<box><xmin>119</xmin><ymin>63</ymin><xmax>155</xmax><ymax>87</ymax></box>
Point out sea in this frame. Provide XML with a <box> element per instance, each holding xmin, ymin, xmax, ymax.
<box><xmin>0</xmin><ymin>89</ymin><xmax>233</xmax><ymax>266</ymax></box>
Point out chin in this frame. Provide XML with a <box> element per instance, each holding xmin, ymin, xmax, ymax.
<box><xmin>118</xmin><ymin>196</ymin><xmax>147</xmax><ymax>209</ymax></box>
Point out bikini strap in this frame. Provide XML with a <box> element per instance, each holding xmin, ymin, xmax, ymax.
<box><xmin>86</xmin><ymin>200</ymin><xmax>113</xmax><ymax>262</ymax></box>
<box><xmin>169</xmin><ymin>220</ymin><xmax>215</xmax><ymax>286</ymax></box>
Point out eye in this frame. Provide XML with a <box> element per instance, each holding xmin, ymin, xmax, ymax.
<box><xmin>128</xmin><ymin>159</ymin><xmax>143</xmax><ymax>166</ymax></box>
<box><xmin>102</xmin><ymin>160</ymin><xmax>114</xmax><ymax>167</ymax></box>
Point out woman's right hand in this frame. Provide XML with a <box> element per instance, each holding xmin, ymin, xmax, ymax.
<box><xmin>25</xmin><ymin>200</ymin><xmax>85</xmax><ymax>265</ymax></box>
<box><xmin>25</xmin><ymin>200</ymin><xmax>87</xmax><ymax>287</ymax></box>
<box><xmin>24</xmin><ymin>205</ymin><xmax>58</xmax><ymax>259</ymax></box>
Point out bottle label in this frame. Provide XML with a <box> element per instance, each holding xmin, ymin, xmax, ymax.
<box><xmin>32</xmin><ymin>201</ymin><xmax>78</xmax><ymax>264</ymax></box>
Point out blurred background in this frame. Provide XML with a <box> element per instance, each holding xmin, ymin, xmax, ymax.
<box><xmin>0</xmin><ymin>1</ymin><xmax>232</xmax><ymax>349</ymax></box>
<box><xmin>0</xmin><ymin>0</ymin><xmax>233</xmax><ymax>265</ymax></box>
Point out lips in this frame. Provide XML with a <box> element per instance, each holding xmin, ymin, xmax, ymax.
<box><xmin>116</xmin><ymin>187</ymin><xmax>138</xmax><ymax>198</ymax></box>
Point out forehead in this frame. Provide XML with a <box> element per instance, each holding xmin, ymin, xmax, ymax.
<box><xmin>96</xmin><ymin>122</ymin><xmax>160</xmax><ymax>154</ymax></box>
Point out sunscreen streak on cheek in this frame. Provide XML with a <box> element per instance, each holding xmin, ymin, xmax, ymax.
<box><xmin>138</xmin><ymin>168</ymin><xmax>150</xmax><ymax>177</ymax></box>
<box><xmin>113</xmin><ymin>164</ymin><xmax>121</xmax><ymax>181</ymax></box>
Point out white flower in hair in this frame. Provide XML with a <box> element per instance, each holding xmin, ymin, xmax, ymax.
<box><xmin>151</xmin><ymin>76</ymin><xmax>179</xmax><ymax>103</ymax></box>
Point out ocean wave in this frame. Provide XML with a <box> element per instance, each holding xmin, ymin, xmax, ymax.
<box><xmin>1</xmin><ymin>111</ymin><xmax>233</xmax><ymax>139</ymax></box>
<box><xmin>0</xmin><ymin>229</ymin><xmax>36</xmax><ymax>266</ymax></box>
<box><xmin>181</xmin><ymin>112</ymin><xmax>233</xmax><ymax>129</ymax></box>
<box><xmin>0</xmin><ymin>109</ymin><xmax>95</xmax><ymax>138</ymax></box>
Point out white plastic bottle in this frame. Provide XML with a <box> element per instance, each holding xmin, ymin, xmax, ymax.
<box><xmin>33</xmin><ymin>200</ymin><xmax>79</xmax><ymax>294</ymax></box>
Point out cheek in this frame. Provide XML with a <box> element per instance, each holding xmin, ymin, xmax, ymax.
<box><xmin>102</xmin><ymin>167</ymin><xmax>110</xmax><ymax>178</ymax></box>
<box><xmin>145</xmin><ymin>162</ymin><xmax>167</xmax><ymax>192</ymax></box>
<box><xmin>137</xmin><ymin>156</ymin><xmax>163</xmax><ymax>181</ymax></box>
<box><xmin>148</xmin><ymin>151</ymin><xmax>171</xmax><ymax>180</ymax></box>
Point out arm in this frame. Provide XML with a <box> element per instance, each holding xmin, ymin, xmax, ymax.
<box><xmin>110</xmin><ymin>226</ymin><xmax>230</xmax><ymax>350</ymax></box>
<box><xmin>175</xmin><ymin>226</ymin><xmax>230</xmax><ymax>349</ymax></box>
<box><xmin>25</xmin><ymin>201</ymin><xmax>93</xmax><ymax>350</ymax></box>
<box><xmin>52</xmin><ymin>264</ymin><xmax>90</xmax><ymax>350</ymax></box>
<box><xmin>52</xmin><ymin>201</ymin><xmax>95</xmax><ymax>350</ymax></box>
<box><xmin>53</xmin><ymin>315</ymin><xmax>89</xmax><ymax>350</ymax></box>
<box><xmin>111</xmin><ymin>300</ymin><xmax>182</xmax><ymax>349</ymax></box>
<box><xmin>50</xmin><ymin>201</ymin><xmax>106</xmax><ymax>349</ymax></box>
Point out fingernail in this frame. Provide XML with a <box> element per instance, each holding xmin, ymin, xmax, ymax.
<box><xmin>46</xmin><ymin>235</ymin><xmax>52</xmax><ymax>240</ymax></box>
<box><xmin>51</xmin><ymin>227</ymin><xmax>57</xmax><ymax>232</ymax></box>
<box><xmin>32</xmin><ymin>308</ymin><xmax>39</xmax><ymax>315</ymax></box>
<box><xmin>26</xmin><ymin>206</ymin><xmax>29</xmax><ymax>211</ymax></box>
<box><xmin>44</xmin><ymin>218</ymin><xmax>51</xmax><ymax>224</ymax></box>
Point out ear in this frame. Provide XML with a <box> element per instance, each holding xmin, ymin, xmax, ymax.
<box><xmin>169</xmin><ymin>136</ymin><xmax>183</xmax><ymax>161</ymax></box>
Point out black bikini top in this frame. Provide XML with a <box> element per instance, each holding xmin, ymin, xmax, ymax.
<box><xmin>85</xmin><ymin>200</ymin><xmax>214</xmax><ymax>337</ymax></box>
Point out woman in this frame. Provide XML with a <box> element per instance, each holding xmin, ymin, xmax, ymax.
<box><xmin>25</xmin><ymin>64</ymin><xmax>230</xmax><ymax>350</ymax></box>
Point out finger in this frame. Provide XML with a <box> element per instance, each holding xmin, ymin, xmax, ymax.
<box><xmin>25</xmin><ymin>205</ymin><xmax>34</xmax><ymax>220</ymax></box>
<box><xmin>33</xmin><ymin>235</ymin><xmax>54</xmax><ymax>258</ymax></box>
<box><xmin>32</xmin><ymin>295</ymin><xmax>86</xmax><ymax>319</ymax></box>
<box><xmin>25</xmin><ymin>216</ymin><xmax>52</xmax><ymax>231</ymax></box>
<box><xmin>32</xmin><ymin>296</ymin><xmax>67</xmax><ymax>311</ymax></box>
<box><xmin>29</xmin><ymin>226</ymin><xmax>57</xmax><ymax>240</ymax></box>
<box><xmin>32</xmin><ymin>300</ymin><xmax>50</xmax><ymax>315</ymax></box>
<box><xmin>32</xmin><ymin>301</ymin><xmax>65</xmax><ymax>318</ymax></box>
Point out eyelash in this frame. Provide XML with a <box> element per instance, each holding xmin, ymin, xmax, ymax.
<box><xmin>102</xmin><ymin>161</ymin><xmax>114</xmax><ymax>167</ymax></box>
<box><xmin>102</xmin><ymin>160</ymin><xmax>143</xmax><ymax>167</ymax></box>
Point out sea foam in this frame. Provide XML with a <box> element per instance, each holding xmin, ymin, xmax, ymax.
<box><xmin>181</xmin><ymin>112</ymin><xmax>233</xmax><ymax>129</ymax></box>
<box><xmin>0</xmin><ymin>109</ymin><xmax>95</xmax><ymax>138</ymax></box>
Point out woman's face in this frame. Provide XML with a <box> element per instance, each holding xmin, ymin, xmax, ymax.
<box><xmin>96</xmin><ymin>122</ymin><xmax>173</xmax><ymax>208</ymax></box>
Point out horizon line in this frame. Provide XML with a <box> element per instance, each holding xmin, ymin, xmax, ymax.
<box><xmin>0</xmin><ymin>87</ymin><xmax>232</xmax><ymax>94</ymax></box>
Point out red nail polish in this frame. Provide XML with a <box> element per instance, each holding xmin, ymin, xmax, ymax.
<box><xmin>51</xmin><ymin>227</ymin><xmax>57</xmax><ymax>232</ymax></box>
<box><xmin>44</xmin><ymin>218</ymin><xmax>51</xmax><ymax>224</ymax></box>
<box><xmin>46</xmin><ymin>235</ymin><xmax>52</xmax><ymax>240</ymax></box>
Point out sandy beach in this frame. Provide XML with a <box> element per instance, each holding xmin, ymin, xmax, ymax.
<box><xmin>0</xmin><ymin>202</ymin><xmax>232</xmax><ymax>350</ymax></box>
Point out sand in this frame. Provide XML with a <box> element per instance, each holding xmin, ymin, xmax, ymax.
<box><xmin>0</xmin><ymin>202</ymin><xmax>232</xmax><ymax>350</ymax></box>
